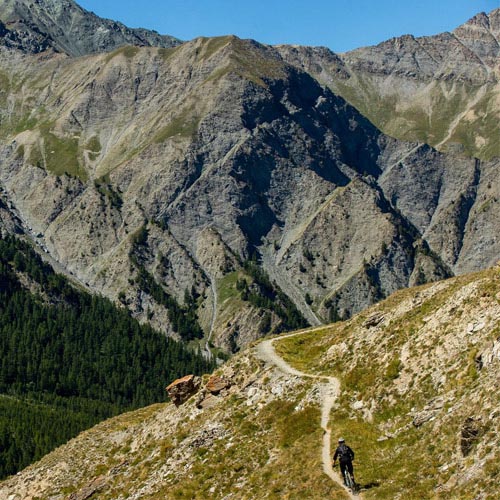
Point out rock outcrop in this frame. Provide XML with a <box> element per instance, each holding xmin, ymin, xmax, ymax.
<box><xmin>460</xmin><ymin>417</ymin><xmax>482</xmax><ymax>457</ymax></box>
<box><xmin>206</xmin><ymin>375</ymin><xmax>231</xmax><ymax>395</ymax></box>
<box><xmin>165</xmin><ymin>375</ymin><xmax>201</xmax><ymax>406</ymax></box>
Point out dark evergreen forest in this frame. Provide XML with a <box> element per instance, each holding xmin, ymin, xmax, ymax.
<box><xmin>0</xmin><ymin>234</ymin><xmax>214</xmax><ymax>479</ymax></box>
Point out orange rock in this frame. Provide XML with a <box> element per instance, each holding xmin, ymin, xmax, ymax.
<box><xmin>206</xmin><ymin>375</ymin><xmax>230</xmax><ymax>394</ymax></box>
<box><xmin>166</xmin><ymin>374</ymin><xmax>200</xmax><ymax>406</ymax></box>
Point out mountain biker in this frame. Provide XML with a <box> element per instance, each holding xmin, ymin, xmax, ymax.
<box><xmin>333</xmin><ymin>437</ymin><xmax>355</xmax><ymax>487</ymax></box>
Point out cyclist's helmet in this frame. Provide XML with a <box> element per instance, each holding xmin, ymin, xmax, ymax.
<box><xmin>338</xmin><ymin>437</ymin><xmax>345</xmax><ymax>443</ymax></box>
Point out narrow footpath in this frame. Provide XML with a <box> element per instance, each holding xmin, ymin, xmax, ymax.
<box><xmin>256</xmin><ymin>329</ymin><xmax>359</xmax><ymax>499</ymax></box>
<box><xmin>203</xmin><ymin>272</ymin><xmax>218</xmax><ymax>360</ymax></box>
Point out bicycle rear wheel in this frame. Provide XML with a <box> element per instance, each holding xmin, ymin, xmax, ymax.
<box><xmin>344</xmin><ymin>471</ymin><xmax>357</xmax><ymax>493</ymax></box>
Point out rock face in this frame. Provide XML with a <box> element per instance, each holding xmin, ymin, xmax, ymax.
<box><xmin>0</xmin><ymin>4</ymin><xmax>497</xmax><ymax>351</ymax></box>
<box><xmin>277</xmin><ymin>8</ymin><xmax>500</xmax><ymax>160</ymax></box>
<box><xmin>461</xmin><ymin>417</ymin><xmax>482</xmax><ymax>457</ymax></box>
<box><xmin>67</xmin><ymin>475</ymin><xmax>107</xmax><ymax>500</ymax></box>
<box><xmin>0</xmin><ymin>0</ymin><xmax>180</xmax><ymax>56</ymax></box>
<box><xmin>165</xmin><ymin>375</ymin><xmax>201</xmax><ymax>406</ymax></box>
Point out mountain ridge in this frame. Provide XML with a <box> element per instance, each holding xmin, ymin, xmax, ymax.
<box><xmin>276</xmin><ymin>7</ymin><xmax>500</xmax><ymax>160</ymax></box>
<box><xmin>0</xmin><ymin>2</ymin><xmax>498</xmax><ymax>495</ymax></box>
<box><xmin>0</xmin><ymin>34</ymin><xmax>465</xmax><ymax>344</ymax></box>
<box><xmin>0</xmin><ymin>24</ymin><xmax>498</xmax><ymax>350</ymax></box>
<box><xmin>0</xmin><ymin>1</ymin><xmax>498</xmax><ymax>349</ymax></box>
<box><xmin>344</xmin><ymin>8</ymin><xmax>500</xmax><ymax>84</ymax></box>
<box><xmin>0</xmin><ymin>0</ymin><xmax>180</xmax><ymax>56</ymax></box>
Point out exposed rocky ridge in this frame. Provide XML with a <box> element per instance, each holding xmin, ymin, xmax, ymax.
<box><xmin>0</xmin><ymin>0</ymin><xmax>180</xmax><ymax>56</ymax></box>
<box><xmin>344</xmin><ymin>9</ymin><xmax>500</xmax><ymax>84</ymax></box>
<box><xmin>276</xmin><ymin>8</ymin><xmax>500</xmax><ymax>159</ymax></box>
<box><xmin>0</xmin><ymin>29</ymin><xmax>498</xmax><ymax>349</ymax></box>
<box><xmin>2</xmin><ymin>38</ymin><xmax>434</xmax><ymax>340</ymax></box>
<box><xmin>2</xmin><ymin>265</ymin><xmax>499</xmax><ymax>498</ymax></box>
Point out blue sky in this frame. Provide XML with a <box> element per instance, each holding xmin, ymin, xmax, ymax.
<box><xmin>78</xmin><ymin>0</ymin><xmax>499</xmax><ymax>52</ymax></box>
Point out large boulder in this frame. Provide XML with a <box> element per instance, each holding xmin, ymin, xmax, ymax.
<box><xmin>166</xmin><ymin>375</ymin><xmax>201</xmax><ymax>406</ymax></box>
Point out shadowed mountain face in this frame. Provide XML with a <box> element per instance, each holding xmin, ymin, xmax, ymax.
<box><xmin>0</xmin><ymin>3</ymin><xmax>498</xmax><ymax>351</ymax></box>
<box><xmin>277</xmin><ymin>8</ymin><xmax>500</xmax><ymax>160</ymax></box>
<box><xmin>0</xmin><ymin>0</ymin><xmax>180</xmax><ymax>56</ymax></box>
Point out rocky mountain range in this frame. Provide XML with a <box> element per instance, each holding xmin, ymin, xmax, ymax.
<box><xmin>0</xmin><ymin>0</ymin><xmax>179</xmax><ymax>55</ymax></box>
<box><xmin>277</xmin><ymin>8</ymin><xmax>500</xmax><ymax>160</ymax></box>
<box><xmin>0</xmin><ymin>1</ymin><xmax>499</xmax><ymax>496</ymax></box>
<box><xmin>0</xmin><ymin>0</ymin><xmax>498</xmax><ymax>354</ymax></box>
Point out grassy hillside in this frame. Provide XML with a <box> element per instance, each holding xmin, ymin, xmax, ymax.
<box><xmin>330</xmin><ymin>78</ymin><xmax>500</xmax><ymax>161</ymax></box>
<box><xmin>275</xmin><ymin>266</ymin><xmax>500</xmax><ymax>499</ymax></box>
<box><xmin>0</xmin><ymin>351</ymin><xmax>349</xmax><ymax>499</ymax></box>
<box><xmin>2</xmin><ymin>265</ymin><xmax>499</xmax><ymax>498</ymax></box>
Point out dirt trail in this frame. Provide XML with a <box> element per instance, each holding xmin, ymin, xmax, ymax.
<box><xmin>255</xmin><ymin>329</ymin><xmax>359</xmax><ymax>499</ymax></box>
<box><xmin>203</xmin><ymin>271</ymin><xmax>217</xmax><ymax>360</ymax></box>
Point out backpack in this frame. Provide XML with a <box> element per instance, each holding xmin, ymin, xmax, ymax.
<box><xmin>337</xmin><ymin>443</ymin><xmax>354</xmax><ymax>462</ymax></box>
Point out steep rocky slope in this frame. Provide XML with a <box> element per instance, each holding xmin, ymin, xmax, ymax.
<box><xmin>2</xmin><ymin>264</ymin><xmax>499</xmax><ymax>499</ymax></box>
<box><xmin>0</xmin><ymin>0</ymin><xmax>179</xmax><ymax>56</ymax></box>
<box><xmin>0</xmin><ymin>35</ymin><xmax>456</xmax><ymax>346</ymax></box>
<box><xmin>277</xmin><ymin>8</ymin><xmax>500</xmax><ymax>160</ymax></box>
<box><xmin>0</xmin><ymin>3</ymin><xmax>498</xmax><ymax>351</ymax></box>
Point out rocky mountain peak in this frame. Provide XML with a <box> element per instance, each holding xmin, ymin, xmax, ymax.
<box><xmin>459</xmin><ymin>10</ymin><xmax>493</xmax><ymax>30</ymax></box>
<box><xmin>0</xmin><ymin>0</ymin><xmax>180</xmax><ymax>56</ymax></box>
<box><xmin>452</xmin><ymin>8</ymin><xmax>500</xmax><ymax>70</ymax></box>
<box><xmin>0</xmin><ymin>9</ymin><xmax>497</xmax><ymax>349</ymax></box>
<box><xmin>276</xmin><ymin>7</ymin><xmax>500</xmax><ymax>159</ymax></box>
<box><xmin>336</xmin><ymin>7</ymin><xmax>500</xmax><ymax>84</ymax></box>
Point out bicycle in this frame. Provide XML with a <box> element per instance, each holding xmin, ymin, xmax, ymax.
<box><xmin>343</xmin><ymin>468</ymin><xmax>358</xmax><ymax>494</ymax></box>
<box><xmin>334</xmin><ymin>463</ymin><xmax>359</xmax><ymax>495</ymax></box>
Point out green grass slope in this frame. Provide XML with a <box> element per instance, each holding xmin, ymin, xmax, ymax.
<box><xmin>331</xmin><ymin>77</ymin><xmax>500</xmax><ymax>161</ymax></box>
<box><xmin>276</xmin><ymin>265</ymin><xmax>500</xmax><ymax>499</ymax></box>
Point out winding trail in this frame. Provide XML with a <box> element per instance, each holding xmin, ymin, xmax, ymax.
<box><xmin>255</xmin><ymin>329</ymin><xmax>359</xmax><ymax>499</ymax></box>
<box><xmin>203</xmin><ymin>272</ymin><xmax>218</xmax><ymax>361</ymax></box>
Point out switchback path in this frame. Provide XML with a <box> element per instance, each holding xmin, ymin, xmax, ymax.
<box><xmin>256</xmin><ymin>328</ymin><xmax>359</xmax><ymax>499</ymax></box>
